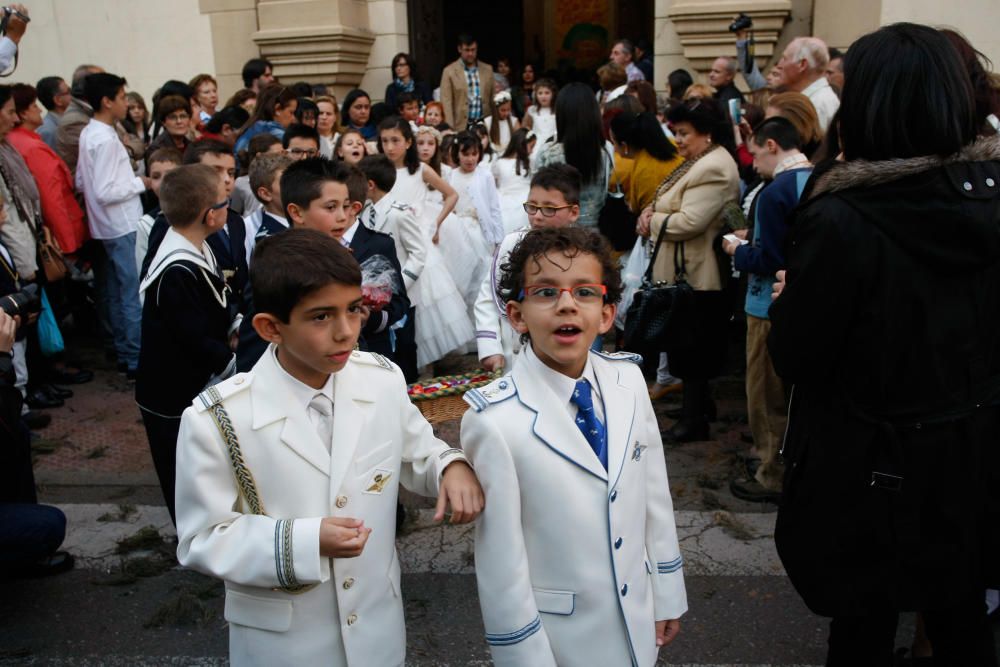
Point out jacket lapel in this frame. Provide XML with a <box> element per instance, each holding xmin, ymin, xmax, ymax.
<box><xmin>512</xmin><ymin>362</ymin><xmax>608</xmax><ymax>482</ymax></box>
<box><xmin>251</xmin><ymin>349</ymin><xmax>330</xmax><ymax>476</ymax></box>
<box><xmin>328</xmin><ymin>357</ymin><xmax>375</xmax><ymax>501</ymax></box>
<box><xmin>592</xmin><ymin>355</ymin><xmax>637</xmax><ymax>489</ymax></box>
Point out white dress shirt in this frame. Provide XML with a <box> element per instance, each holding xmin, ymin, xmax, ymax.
<box><xmin>521</xmin><ymin>342</ymin><xmax>605</xmax><ymax>425</ymax></box>
<box><xmin>271</xmin><ymin>345</ymin><xmax>336</xmax><ymax>452</ymax></box>
<box><xmin>801</xmin><ymin>76</ymin><xmax>840</xmax><ymax>133</ymax></box>
<box><xmin>75</xmin><ymin>119</ymin><xmax>145</xmax><ymax>240</ymax></box>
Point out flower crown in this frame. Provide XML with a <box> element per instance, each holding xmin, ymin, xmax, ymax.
<box><xmin>415</xmin><ymin>124</ymin><xmax>442</xmax><ymax>143</ymax></box>
<box><xmin>493</xmin><ymin>90</ymin><xmax>513</xmax><ymax>106</ymax></box>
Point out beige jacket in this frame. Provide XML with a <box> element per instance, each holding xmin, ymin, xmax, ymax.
<box><xmin>440</xmin><ymin>59</ymin><xmax>495</xmax><ymax>129</ymax></box>
<box><xmin>649</xmin><ymin>146</ymin><xmax>739</xmax><ymax>291</ymax></box>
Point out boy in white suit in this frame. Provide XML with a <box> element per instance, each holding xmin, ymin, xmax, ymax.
<box><xmin>175</xmin><ymin>228</ymin><xmax>484</xmax><ymax>666</ymax></box>
<box><xmin>462</xmin><ymin>227</ymin><xmax>686</xmax><ymax>666</ymax></box>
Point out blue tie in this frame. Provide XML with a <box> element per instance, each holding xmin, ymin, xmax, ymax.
<box><xmin>571</xmin><ymin>379</ymin><xmax>607</xmax><ymax>470</ymax></box>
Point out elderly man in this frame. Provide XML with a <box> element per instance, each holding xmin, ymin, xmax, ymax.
<box><xmin>710</xmin><ymin>56</ymin><xmax>745</xmax><ymax>116</ymax></box>
<box><xmin>440</xmin><ymin>33</ymin><xmax>494</xmax><ymax>129</ymax></box>
<box><xmin>775</xmin><ymin>36</ymin><xmax>840</xmax><ymax>131</ymax></box>
<box><xmin>610</xmin><ymin>39</ymin><xmax>645</xmax><ymax>82</ymax></box>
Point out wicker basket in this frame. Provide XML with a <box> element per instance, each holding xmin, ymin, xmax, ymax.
<box><xmin>408</xmin><ymin>370</ymin><xmax>498</xmax><ymax>425</ymax></box>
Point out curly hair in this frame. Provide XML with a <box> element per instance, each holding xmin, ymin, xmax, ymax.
<box><xmin>498</xmin><ymin>227</ymin><xmax>623</xmax><ymax>342</ymax></box>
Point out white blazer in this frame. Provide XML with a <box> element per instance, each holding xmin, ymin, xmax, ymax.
<box><xmin>365</xmin><ymin>198</ymin><xmax>427</xmax><ymax>292</ymax></box>
<box><xmin>461</xmin><ymin>347</ymin><xmax>687</xmax><ymax>667</ymax></box>
<box><xmin>473</xmin><ymin>227</ymin><xmax>526</xmax><ymax>367</ymax></box>
<box><xmin>175</xmin><ymin>347</ymin><xmax>467</xmax><ymax>666</ymax></box>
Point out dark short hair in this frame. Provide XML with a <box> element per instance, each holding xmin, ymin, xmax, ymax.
<box><xmin>241</xmin><ymin>58</ymin><xmax>273</xmax><ymax>88</ymax></box>
<box><xmin>251</xmin><ymin>228</ymin><xmax>362</xmax><ymax>323</ymax></box>
<box><xmin>451</xmin><ymin>130</ymin><xmax>481</xmax><ymax>163</ymax></box>
<box><xmin>36</xmin><ymin>76</ymin><xmax>64</xmax><ymax>111</ymax></box>
<box><xmin>281</xmin><ymin>157</ymin><xmax>359</xmax><ymax>213</ymax></box>
<box><xmin>827</xmin><ymin>47</ymin><xmax>844</xmax><ymax>61</ymax></box>
<box><xmin>160</xmin><ymin>164</ymin><xmax>221</xmax><ymax>228</ymax></box>
<box><xmin>391</xmin><ymin>52</ymin><xmax>419</xmax><ymax>80</ymax></box>
<box><xmin>396</xmin><ymin>91</ymin><xmax>418</xmax><ymax>109</ymax></box>
<box><xmin>751</xmin><ymin>116</ymin><xmax>801</xmax><ymax>151</ymax></box>
<box><xmin>155</xmin><ymin>95</ymin><xmax>191</xmax><ymax>123</ymax></box>
<box><xmin>840</xmin><ymin>23</ymin><xmax>977</xmax><ymax>161</ymax></box>
<box><xmin>666</xmin><ymin>98</ymin><xmax>732</xmax><ymax>150</ymax></box>
<box><xmin>183</xmin><ymin>138</ymin><xmax>234</xmax><ymax>166</ymax></box>
<box><xmin>147</xmin><ymin>147</ymin><xmax>183</xmax><ymax>167</ymax></box>
<box><xmin>457</xmin><ymin>33</ymin><xmax>476</xmax><ymax>47</ymax></box>
<box><xmin>290</xmin><ymin>81</ymin><xmax>313</xmax><ymax>98</ymax></box>
<box><xmin>498</xmin><ymin>227</ymin><xmax>623</xmax><ymax>336</ymax></box>
<box><xmin>10</xmin><ymin>83</ymin><xmax>36</xmax><ymax>115</ymax></box>
<box><xmin>83</xmin><ymin>73</ymin><xmax>126</xmax><ymax>113</ymax></box>
<box><xmin>282</xmin><ymin>123</ymin><xmax>321</xmax><ymax>150</ymax></box>
<box><xmin>529</xmin><ymin>164</ymin><xmax>581</xmax><ymax>205</ymax></box>
<box><xmin>358</xmin><ymin>154</ymin><xmax>397</xmax><ymax>192</ymax></box>
<box><xmin>204</xmin><ymin>105</ymin><xmax>249</xmax><ymax>134</ymax></box>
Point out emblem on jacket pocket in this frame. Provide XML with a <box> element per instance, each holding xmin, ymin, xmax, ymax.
<box><xmin>364</xmin><ymin>469</ymin><xmax>393</xmax><ymax>494</ymax></box>
<box><xmin>632</xmin><ymin>442</ymin><xmax>647</xmax><ymax>462</ymax></box>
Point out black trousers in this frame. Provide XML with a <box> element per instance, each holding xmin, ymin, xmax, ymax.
<box><xmin>827</xmin><ymin>599</ymin><xmax>998</xmax><ymax>667</ymax></box>
<box><xmin>140</xmin><ymin>409</ymin><xmax>181</xmax><ymax>526</ymax></box>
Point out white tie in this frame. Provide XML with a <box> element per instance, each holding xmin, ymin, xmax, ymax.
<box><xmin>308</xmin><ymin>393</ymin><xmax>333</xmax><ymax>454</ymax></box>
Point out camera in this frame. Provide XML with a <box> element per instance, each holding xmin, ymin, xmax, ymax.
<box><xmin>729</xmin><ymin>12</ymin><xmax>753</xmax><ymax>33</ymax></box>
<box><xmin>1</xmin><ymin>283</ymin><xmax>40</xmax><ymax>317</ymax></box>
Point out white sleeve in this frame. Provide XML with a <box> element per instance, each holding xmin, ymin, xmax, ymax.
<box><xmin>0</xmin><ymin>37</ymin><xmax>16</xmax><ymax>76</ymax></box>
<box><xmin>461</xmin><ymin>409</ymin><xmax>558</xmax><ymax>667</ymax></box>
<box><xmin>475</xmin><ymin>239</ymin><xmax>510</xmax><ymax>361</ymax></box>
<box><xmin>174</xmin><ymin>406</ymin><xmax>328</xmax><ymax>588</ymax></box>
<box><xmin>89</xmin><ymin>137</ymin><xmax>145</xmax><ymax>205</ymax></box>
<box><xmin>394</xmin><ymin>207</ymin><xmax>427</xmax><ymax>291</ymax></box>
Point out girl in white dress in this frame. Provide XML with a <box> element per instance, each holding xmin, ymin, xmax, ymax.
<box><xmin>491</xmin><ymin>127</ymin><xmax>536</xmax><ymax>234</ymax></box>
<box><xmin>483</xmin><ymin>90</ymin><xmax>519</xmax><ymax>155</ymax></box>
<box><xmin>523</xmin><ymin>78</ymin><xmax>558</xmax><ymax>163</ymax></box>
<box><xmin>447</xmin><ymin>131</ymin><xmax>504</xmax><ymax>310</ymax></box>
<box><xmin>472</xmin><ymin>124</ymin><xmax>496</xmax><ymax>168</ymax></box>
<box><xmin>376</xmin><ymin>117</ymin><xmax>473</xmax><ymax>365</ymax></box>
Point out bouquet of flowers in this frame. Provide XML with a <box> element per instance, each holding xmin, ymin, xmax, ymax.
<box><xmin>359</xmin><ymin>255</ymin><xmax>401</xmax><ymax>311</ymax></box>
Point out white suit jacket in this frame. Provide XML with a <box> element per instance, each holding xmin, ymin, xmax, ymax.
<box><xmin>175</xmin><ymin>346</ymin><xmax>467</xmax><ymax>666</ymax></box>
<box><xmin>364</xmin><ymin>198</ymin><xmax>427</xmax><ymax>292</ymax></box>
<box><xmin>461</xmin><ymin>347</ymin><xmax>687</xmax><ymax>667</ymax></box>
<box><xmin>473</xmin><ymin>227</ymin><xmax>526</xmax><ymax>366</ymax></box>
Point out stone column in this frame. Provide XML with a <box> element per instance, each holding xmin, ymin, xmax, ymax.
<box><xmin>361</xmin><ymin>0</ymin><xmax>410</xmax><ymax>103</ymax></box>
<box><xmin>252</xmin><ymin>0</ymin><xmax>376</xmax><ymax>99</ymax></box>
<box><xmin>198</xmin><ymin>0</ymin><xmax>262</xmax><ymax>101</ymax></box>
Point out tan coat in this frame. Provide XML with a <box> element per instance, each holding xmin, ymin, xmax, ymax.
<box><xmin>649</xmin><ymin>146</ymin><xmax>739</xmax><ymax>291</ymax></box>
<box><xmin>440</xmin><ymin>58</ymin><xmax>495</xmax><ymax>129</ymax></box>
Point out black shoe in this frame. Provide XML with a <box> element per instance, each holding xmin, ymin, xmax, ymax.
<box><xmin>743</xmin><ymin>457</ymin><xmax>761</xmax><ymax>478</ymax></box>
<box><xmin>16</xmin><ymin>551</ymin><xmax>75</xmax><ymax>578</ymax></box>
<box><xmin>729</xmin><ymin>477</ymin><xmax>781</xmax><ymax>503</ymax></box>
<box><xmin>22</xmin><ymin>411</ymin><xmax>52</xmax><ymax>429</ymax></box>
<box><xmin>662</xmin><ymin>419</ymin><xmax>710</xmax><ymax>443</ymax></box>
<box><xmin>42</xmin><ymin>384</ymin><xmax>73</xmax><ymax>400</ymax></box>
<box><xmin>25</xmin><ymin>390</ymin><xmax>63</xmax><ymax>409</ymax></box>
<box><xmin>50</xmin><ymin>368</ymin><xmax>93</xmax><ymax>385</ymax></box>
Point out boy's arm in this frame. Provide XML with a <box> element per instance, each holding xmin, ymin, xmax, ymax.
<box><xmin>87</xmin><ymin>136</ymin><xmax>146</xmax><ymax>206</ymax></box>
<box><xmin>393</xmin><ymin>206</ymin><xmax>427</xmax><ymax>292</ymax></box>
<box><xmin>461</xmin><ymin>409</ymin><xmax>557</xmax><ymax>666</ymax></box>
<box><xmin>175</xmin><ymin>405</ymin><xmax>329</xmax><ymax>588</ymax></box>
<box><xmin>474</xmin><ymin>243</ymin><xmax>506</xmax><ymax>364</ymax></box>
<box><xmin>733</xmin><ymin>187</ymin><xmax>791</xmax><ymax>277</ymax></box>
<box><xmin>638</xmin><ymin>369</ymin><xmax>688</xmax><ymax>622</ymax></box>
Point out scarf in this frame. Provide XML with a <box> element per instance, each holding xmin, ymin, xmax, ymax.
<box><xmin>0</xmin><ymin>140</ymin><xmax>41</xmax><ymax>225</ymax></box>
<box><xmin>393</xmin><ymin>78</ymin><xmax>415</xmax><ymax>93</ymax></box>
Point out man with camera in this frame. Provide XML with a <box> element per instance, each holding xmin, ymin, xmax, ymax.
<box><xmin>0</xmin><ymin>4</ymin><xmax>29</xmax><ymax>76</ymax></box>
<box><xmin>731</xmin><ymin>13</ymin><xmax>768</xmax><ymax>91</ymax></box>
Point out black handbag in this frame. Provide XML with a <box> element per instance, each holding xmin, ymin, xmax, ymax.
<box><xmin>597</xmin><ymin>151</ymin><xmax>638</xmax><ymax>251</ymax></box>
<box><xmin>622</xmin><ymin>219</ymin><xmax>695</xmax><ymax>354</ymax></box>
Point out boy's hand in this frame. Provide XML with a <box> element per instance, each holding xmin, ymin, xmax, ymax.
<box><xmin>435</xmin><ymin>461</ymin><xmax>484</xmax><ymax>524</ymax></box>
<box><xmin>481</xmin><ymin>354</ymin><xmax>504</xmax><ymax>372</ymax></box>
<box><xmin>656</xmin><ymin>619</ymin><xmax>680</xmax><ymax>647</ymax></box>
<box><xmin>319</xmin><ymin>517</ymin><xmax>372</xmax><ymax>558</ymax></box>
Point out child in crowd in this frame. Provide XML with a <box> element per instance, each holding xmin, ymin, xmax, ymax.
<box><xmin>446</xmin><ymin>131</ymin><xmax>504</xmax><ymax>310</ymax></box>
<box><xmin>335</xmin><ymin>128</ymin><xmax>368</xmax><ymax>166</ymax></box>
<box><xmin>135</xmin><ymin>148</ymin><xmax>181</xmax><ymax>273</ymax></box>
<box><xmin>243</xmin><ymin>152</ymin><xmax>293</xmax><ymax>260</ymax></box>
<box><xmin>232</xmin><ymin>133</ymin><xmax>283</xmax><ymax>216</ymax></box>
<box><xmin>492</xmin><ymin>127</ymin><xmax>536</xmax><ymax>235</ymax></box>
<box><xmin>136</xmin><ymin>164</ymin><xmax>235</xmax><ymax>525</ymax></box>
<box><xmin>476</xmin><ymin>164</ymin><xmax>581</xmax><ymax>372</ymax></box>
<box><xmin>415</xmin><ymin>125</ymin><xmax>443</xmax><ymax>177</ymax></box>
<box><xmin>439</xmin><ymin>133</ymin><xmax>458</xmax><ymax>169</ymax></box>
<box><xmin>359</xmin><ymin>155</ymin><xmax>473</xmax><ymax>368</ymax></box>
<box><xmin>396</xmin><ymin>91</ymin><xmax>421</xmax><ymax>131</ymax></box>
<box><xmin>462</xmin><ymin>226</ymin><xmax>686</xmax><ymax>665</ymax></box>
<box><xmin>523</xmin><ymin>78</ymin><xmax>558</xmax><ymax>162</ymax></box>
<box><xmin>176</xmin><ymin>227</ymin><xmax>483</xmax><ymax>666</ymax></box>
<box><xmin>423</xmin><ymin>101</ymin><xmax>447</xmax><ymax>131</ymax></box>
<box><xmin>282</xmin><ymin>123</ymin><xmax>321</xmax><ymax>160</ymax></box>
<box><xmin>472</xmin><ymin>123</ymin><xmax>495</xmax><ymax>167</ymax></box>
<box><xmin>484</xmin><ymin>90</ymin><xmax>519</xmax><ymax>155</ymax></box>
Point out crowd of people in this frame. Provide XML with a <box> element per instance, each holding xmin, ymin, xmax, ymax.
<box><xmin>2</xmin><ymin>10</ymin><xmax>1000</xmax><ymax>666</ymax></box>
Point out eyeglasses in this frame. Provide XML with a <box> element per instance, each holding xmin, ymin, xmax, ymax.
<box><xmin>518</xmin><ymin>284</ymin><xmax>607</xmax><ymax>306</ymax></box>
<box><xmin>522</xmin><ymin>203</ymin><xmax>575</xmax><ymax>217</ymax></box>
<box><xmin>288</xmin><ymin>147</ymin><xmax>319</xmax><ymax>157</ymax></box>
<box><xmin>165</xmin><ymin>112</ymin><xmax>190</xmax><ymax>122</ymax></box>
<box><xmin>209</xmin><ymin>198</ymin><xmax>230</xmax><ymax>211</ymax></box>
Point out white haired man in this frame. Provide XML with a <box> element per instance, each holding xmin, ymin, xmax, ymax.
<box><xmin>775</xmin><ymin>36</ymin><xmax>840</xmax><ymax>131</ymax></box>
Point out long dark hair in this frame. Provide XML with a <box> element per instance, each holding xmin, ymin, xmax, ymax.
<box><xmin>341</xmin><ymin>89</ymin><xmax>372</xmax><ymax>130</ymax></box>
<box><xmin>501</xmin><ymin>127</ymin><xmax>533</xmax><ymax>176</ymax></box>
<box><xmin>237</xmin><ymin>84</ymin><xmax>297</xmax><ymax>140</ymax></box>
<box><xmin>840</xmin><ymin>23</ymin><xmax>976</xmax><ymax>161</ymax></box>
<box><xmin>377</xmin><ymin>115</ymin><xmax>420</xmax><ymax>174</ymax></box>
<box><xmin>609</xmin><ymin>111</ymin><xmax>678</xmax><ymax>162</ymax></box>
<box><xmin>555</xmin><ymin>82</ymin><xmax>604</xmax><ymax>184</ymax></box>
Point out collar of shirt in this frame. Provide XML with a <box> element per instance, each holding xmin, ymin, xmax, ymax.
<box><xmin>464</xmin><ymin>61</ymin><xmax>479</xmax><ymax>73</ymax></box>
<box><xmin>342</xmin><ymin>219</ymin><xmax>360</xmax><ymax>246</ymax></box>
<box><xmin>270</xmin><ymin>344</ymin><xmax>335</xmax><ymax>412</ymax></box>
<box><xmin>372</xmin><ymin>196</ymin><xmax>394</xmax><ymax>226</ymax></box>
<box><xmin>522</xmin><ymin>342</ymin><xmax>604</xmax><ymax>423</ymax></box>
<box><xmin>801</xmin><ymin>76</ymin><xmax>831</xmax><ymax>98</ymax></box>
<box><xmin>772</xmin><ymin>152</ymin><xmax>812</xmax><ymax>178</ymax></box>
<box><xmin>262</xmin><ymin>211</ymin><xmax>289</xmax><ymax>229</ymax></box>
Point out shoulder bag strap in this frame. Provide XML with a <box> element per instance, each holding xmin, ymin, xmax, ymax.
<box><xmin>644</xmin><ymin>215</ymin><xmax>670</xmax><ymax>284</ymax></box>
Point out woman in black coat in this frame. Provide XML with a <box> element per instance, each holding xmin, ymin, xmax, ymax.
<box><xmin>383</xmin><ymin>53</ymin><xmax>432</xmax><ymax>112</ymax></box>
<box><xmin>768</xmin><ymin>23</ymin><xmax>1000</xmax><ymax>665</ymax></box>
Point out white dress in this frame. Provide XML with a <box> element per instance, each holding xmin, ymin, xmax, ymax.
<box><xmin>491</xmin><ymin>157</ymin><xmax>531</xmax><ymax>235</ymax></box>
<box><xmin>386</xmin><ymin>164</ymin><xmax>474</xmax><ymax>365</ymax></box>
<box><xmin>446</xmin><ymin>167</ymin><xmax>494</xmax><ymax>309</ymax></box>
<box><xmin>527</xmin><ymin>106</ymin><xmax>557</xmax><ymax>162</ymax></box>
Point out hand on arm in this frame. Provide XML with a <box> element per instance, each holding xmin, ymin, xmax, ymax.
<box><xmin>637</xmin><ymin>206</ymin><xmax>653</xmax><ymax>237</ymax></box>
<box><xmin>434</xmin><ymin>461</ymin><xmax>484</xmax><ymax>524</ymax></box>
<box><xmin>319</xmin><ymin>517</ymin><xmax>372</xmax><ymax>558</ymax></box>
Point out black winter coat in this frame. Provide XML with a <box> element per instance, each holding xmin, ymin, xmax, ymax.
<box><xmin>768</xmin><ymin>135</ymin><xmax>1000</xmax><ymax>617</ymax></box>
